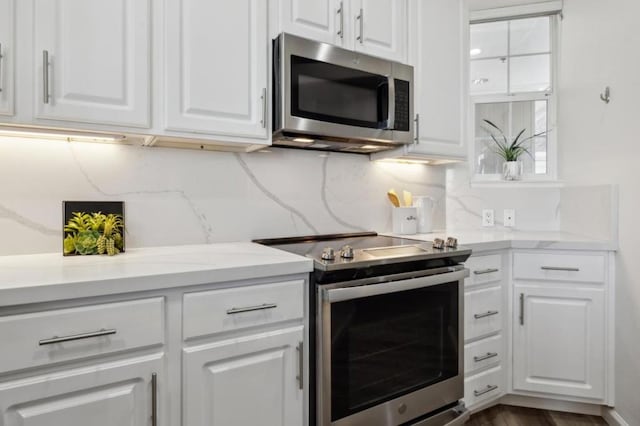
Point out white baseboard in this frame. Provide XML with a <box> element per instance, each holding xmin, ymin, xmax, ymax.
<box><xmin>601</xmin><ymin>408</ymin><xmax>630</xmax><ymax>426</ymax></box>
<box><xmin>498</xmin><ymin>394</ymin><xmax>602</xmax><ymax>416</ymax></box>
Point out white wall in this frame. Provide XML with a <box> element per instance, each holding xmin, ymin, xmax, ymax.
<box><xmin>0</xmin><ymin>138</ymin><xmax>446</xmax><ymax>255</ymax></box>
<box><xmin>558</xmin><ymin>0</ymin><xmax>639</xmax><ymax>423</ymax></box>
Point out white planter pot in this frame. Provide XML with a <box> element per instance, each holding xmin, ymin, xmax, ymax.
<box><xmin>503</xmin><ymin>161</ymin><xmax>523</xmax><ymax>181</ymax></box>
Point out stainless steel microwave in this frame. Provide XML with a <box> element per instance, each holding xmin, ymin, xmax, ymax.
<box><xmin>272</xmin><ymin>33</ymin><xmax>414</xmax><ymax>154</ymax></box>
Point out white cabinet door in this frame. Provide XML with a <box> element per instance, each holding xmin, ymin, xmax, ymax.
<box><xmin>33</xmin><ymin>0</ymin><xmax>150</xmax><ymax>128</ymax></box>
<box><xmin>165</xmin><ymin>0</ymin><xmax>269</xmax><ymax>140</ymax></box>
<box><xmin>183</xmin><ymin>326</ymin><xmax>303</xmax><ymax>426</ymax></box>
<box><xmin>0</xmin><ymin>0</ymin><xmax>14</xmax><ymax>116</ymax></box>
<box><xmin>513</xmin><ymin>286</ymin><xmax>606</xmax><ymax>399</ymax></box>
<box><xmin>279</xmin><ymin>0</ymin><xmax>345</xmax><ymax>47</ymax></box>
<box><xmin>410</xmin><ymin>0</ymin><xmax>467</xmax><ymax>158</ymax></box>
<box><xmin>352</xmin><ymin>0</ymin><xmax>407</xmax><ymax>62</ymax></box>
<box><xmin>0</xmin><ymin>355</ymin><xmax>163</xmax><ymax>426</ymax></box>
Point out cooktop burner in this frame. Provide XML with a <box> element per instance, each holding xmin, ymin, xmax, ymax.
<box><xmin>255</xmin><ymin>232</ymin><xmax>471</xmax><ymax>273</ymax></box>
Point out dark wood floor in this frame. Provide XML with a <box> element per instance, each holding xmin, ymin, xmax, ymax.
<box><xmin>467</xmin><ymin>404</ymin><xmax>608</xmax><ymax>426</ymax></box>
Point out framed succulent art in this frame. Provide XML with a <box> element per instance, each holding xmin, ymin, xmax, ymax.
<box><xmin>62</xmin><ymin>201</ymin><xmax>125</xmax><ymax>256</ymax></box>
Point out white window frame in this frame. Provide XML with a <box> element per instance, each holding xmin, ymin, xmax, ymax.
<box><xmin>468</xmin><ymin>13</ymin><xmax>560</xmax><ymax>185</ymax></box>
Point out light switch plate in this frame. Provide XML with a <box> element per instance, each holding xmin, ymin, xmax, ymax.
<box><xmin>504</xmin><ymin>209</ymin><xmax>516</xmax><ymax>227</ymax></box>
<box><xmin>482</xmin><ymin>209</ymin><xmax>495</xmax><ymax>227</ymax></box>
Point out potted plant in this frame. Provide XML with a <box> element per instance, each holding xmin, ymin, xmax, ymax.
<box><xmin>482</xmin><ymin>119</ymin><xmax>547</xmax><ymax>181</ymax></box>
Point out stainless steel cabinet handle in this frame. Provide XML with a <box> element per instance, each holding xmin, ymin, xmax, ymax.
<box><xmin>473</xmin><ymin>268</ymin><xmax>499</xmax><ymax>275</ymax></box>
<box><xmin>519</xmin><ymin>293</ymin><xmax>525</xmax><ymax>325</ymax></box>
<box><xmin>474</xmin><ymin>310</ymin><xmax>499</xmax><ymax>319</ymax></box>
<box><xmin>296</xmin><ymin>341</ymin><xmax>304</xmax><ymax>390</ymax></box>
<box><xmin>42</xmin><ymin>50</ymin><xmax>50</xmax><ymax>104</ymax></box>
<box><xmin>0</xmin><ymin>42</ymin><xmax>3</xmax><ymax>93</ymax></box>
<box><xmin>151</xmin><ymin>373</ymin><xmax>158</xmax><ymax>426</ymax></box>
<box><xmin>473</xmin><ymin>352</ymin><xmax>498</xmax><ymax>362</ymax></box>
<box><xmin>39</xmin><ymin>328</ymin><xmax>116</xmax><ymax>345</ymax></box>
<box><xmin>356</xmin><ymin>8</ymin><xmax>363</xmax><ymax>43</ymax></box>
<box><xmin>337</xmin><ymin>2</ymin><xmax>344</xmax><ymax>38</ymax></box>
<box><xmin>541</xmin><ymin>266</ymin><xmax>580</xmax><ymax>272</ymax></box>
<box><xmin>226</xmin><ymin>303</ymin><xmax>277</xmax><ymax>315</ymax></box>
<box><xmin>473</xmin><ymin>384</ymin><xmax>498</xmax><ymax>397</ymax></box>
<box><xmin>260</xmin><ymin>87</ymin><xmax>267</xmax><ymax>128</ymax></box>
<box><xmin>414</xmin><ymin>114</ymin><xmax>420</xmax><ymax>143</ymax></box>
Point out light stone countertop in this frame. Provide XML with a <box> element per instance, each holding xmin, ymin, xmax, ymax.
<box><xmin>0</xmin><ymin>243</ymin><xmax>313</xmax><ymax>307</ymax></box>
<box><xmin>383</xmin><ymin>229</ymin><xmax>617</xmax><ymax>252</ymax></box>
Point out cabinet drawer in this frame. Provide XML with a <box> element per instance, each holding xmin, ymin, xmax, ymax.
<box><xmin>464</xmin><ymin>366</ymin><xmax>503</xmax><ymax>407</ymax></box>
<box><xmin>0</xmin><ymin>298</ymin><xmax>164</xmax><ymax>374</ymax></box>
<box><xmin>464</xmin><ymin>334</ymin><xmax>502</xmax><ymax>375</ymax></box>
<box><xmin>183</xmin><ymin>280</ymin><xmax>304</xmax><ymax>340</ymax></box>
<box><xmin>465</xmin><ymin>286</ymin><xmax>502</xmax><ymax>342</ymax></box>
<box><xmin>465</xmin><ymin>254</ymin><xmax>502</xmax><ymax>287</ymax></box>
<box><xmin>513</xmin><ymin>252</ymin><xmax>605</xmax><ymax>283</ymax></box>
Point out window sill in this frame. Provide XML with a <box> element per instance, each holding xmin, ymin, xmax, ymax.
<box><xmin>470</xmin><ymin>180</ymin><xmax>564</xmax><ymax>189</ymax></box>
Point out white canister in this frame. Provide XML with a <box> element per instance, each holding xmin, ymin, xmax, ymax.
<box><xmin>392</xmin><ymin>207</ymin><xmax>418</xmax><ymax>235</ymax></box>
<box><xmin>414</xmin><ymin>196</ymin><xmax>435</xmax><ymax>233</ymax></box>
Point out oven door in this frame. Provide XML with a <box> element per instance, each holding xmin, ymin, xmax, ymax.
<box><xmin>317</xmin><ymin>268</ymin><xmax>466</xmax><ymax>426</ymax></box>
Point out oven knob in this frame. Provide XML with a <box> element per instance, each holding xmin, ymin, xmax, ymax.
<box><xmin>432</xmin><ymin>238</ymin><xmax>445</xmax><ymax>249</ymax></box>
<box><xmin>340</xmin><ymin>245</ymin><xmax>354</xmax><ymax>259</ymax></box>
<box><xmin>398</xmin><ymin>403</ymin><xmax>407</xmax><ymax>414</ymax></box>
<box><xmin>321</xmin><ymin>247</ymin><xmax>335</xmax><ymax>261</ymax></box>
<box><xmin>446</xmin><ymin>237</ymin><xmax>458</xmax><ymax>248</ymax></box>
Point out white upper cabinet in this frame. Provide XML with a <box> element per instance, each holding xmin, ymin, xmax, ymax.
<box><xmin>352</xmin><ymin>0</ymin><xmax>407</xmax><ymax>63</ymax></box>
<box><xmin>410</xmin><ymin>0</ymin><xmax>467</xmax><ymax>158</ymax></box>
<box><xmin>278</xmin><ymin>0</ymin><xmax>345</xmax><ymax>47</ymax></box>
<box><xmin>165</xmin><ymin>0</ymin><xmax>269</xmax><ymax>140</ymax></box>
<box><xmin>0</xmin><ymin>0</ymin><xmax>14</xmax><ymax>116</ymax></box>
<box><xmin>33</xmin><ymin>0</ymin><xmax>150</xmax><ymax>128</ymax></box>
<box><xmin>273</xmin><ymin>0</ymin><xmax>407</xmax><ymax>63</ymax></box>
<box><xmin>513</xmin><ymin>286</ymin><xmax>606</xmax><ymax>400</ymax></box>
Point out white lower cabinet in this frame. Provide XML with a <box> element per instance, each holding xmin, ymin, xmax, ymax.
<box><xmin>463</xmin><ymin>252</ymin><xmax>507</xmax><ymax>410</ymax></box>
<box><xmin>183</xmin><ymin>326</ymin><xmax>304</xmax><ymax>426</ymax></box>
<box><xmin>0</xmin><ymin>354</ymin><xmax>162</xmax><ymax>426</ymax></box>
<box><xmin>513</xmin><ymin>285</ymin><xmax>606</xmax><ymax>399</ymax></box>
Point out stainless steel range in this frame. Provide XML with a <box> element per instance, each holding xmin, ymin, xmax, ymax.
<box><xmin>256</xmin><ymin>232</ymin><xmax>472</xmax><ymax>426</ymax></box>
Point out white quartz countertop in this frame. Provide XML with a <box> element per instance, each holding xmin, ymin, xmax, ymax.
<box><xmin>384</xmin><ymin>229</ymin><xmax>617</xmax><ymax>252</ymax></box>
<box><xmin>0</xmin><ymin>243</ymin><xmax>313</xmax><ymax>307</ymax></box>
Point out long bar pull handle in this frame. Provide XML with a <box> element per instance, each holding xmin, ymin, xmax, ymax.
<box><xmin>296</xmin><ymin>341</ymin><xmax>304</xmax><ymax>390</ymax></box>
<box><xmin>473</xmin><ymin>352</ymin><xmax>498</xmax><ymax>362</ymax></box>
<box><xmin>42</xmin><ymin>50</ymin><xmax>50</xmax><ymax>104</ymax></box>
<box><xmin>473</xmin><ymin>384</ymin><xmax>498</xmax><ymax>397</ymax></box>
<box><xmin>519</xmin><ymin>293</ymin><xmax>525</xmax><ymax>326</ymax></box>
<box><xmin>474</xmin><ymin>310</ymin><xmax>499</xmax><ymax>319</ymax></box>
<box><xmin>473</xmin><ymin>268</ymin><xmax>499</xmax><ymax>275</ymax></box>
<box><xmin>386</xmin><ymin>76</ymin><xmax>395</xmax><ymax>130</ymax></box>
<box><xmin>39</xmin><ymin>328</ymin><xmax>116</xmax><ymax>345</ymax></box>
<box><xmin>151</xmin><ymin>373</ymin><xmax>158</xmax><ymax>426</ymax></box>
<box><xmin>337</xmin><ymin>2</ymin><xmax>344</xmax><ymax>39</ymax></box>
<box><xmin>226</xmin><ymin>303</ymin><xmax>277</xmax><ymax>315</ymax></box>
<box><xmin>0</xmin><ymin>43</ymin><xmax>3</xmax><ymax>93</ymax></box>
<box><xmin>356</xmin><ymin>8</ymin><xmax>364</xmax><ymax>43</ymax></box>
<box><xmin>541</xmin><ymin>266</ymin><xmax>580</xmax><ymax>272</ymax></box>
<box><xmin>260</xmin><ymin>87</ymin><xmax>267</xmax><ymax>128</ymax></box>
<box><xmin>414</xmin><ymin>114</ymin><xmax>420</xmax><ymax>143</ymax></box>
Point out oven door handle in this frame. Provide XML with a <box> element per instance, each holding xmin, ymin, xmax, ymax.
<box><xmin>386</xmin><ymin>75</ymin><xmax>396</xmax><ymax>130</ymax></box>
<box><xmin>323</xmin><ymin>269</ymin><xmax>467</xmax><ymax>303</ymax></box>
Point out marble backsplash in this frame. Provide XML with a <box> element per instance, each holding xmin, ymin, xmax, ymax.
<box><xmin>0</xmin><ymin>138</ymin><xmax>446</xmax><ymax>255</ymax></box>
<box><xmin>445</xmin><ymin>163</ymin><xmax>562</xmax><ymax>231</ymax></box>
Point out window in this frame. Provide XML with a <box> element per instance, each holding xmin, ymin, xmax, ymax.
<box><xmin>469</xmin><ymin>15</ymin><xmax>558</xmax><ymax>181</ymax></box>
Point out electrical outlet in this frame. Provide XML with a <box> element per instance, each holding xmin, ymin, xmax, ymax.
<box><xmin>504</xmin><ymin>209</ymin><xmax>516</xmax><ymax>227</ymax></box>
<box><xmin>482</xmin><ymin>209</ymin><xmax>495</xmax><ymax>227</ymax></box>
